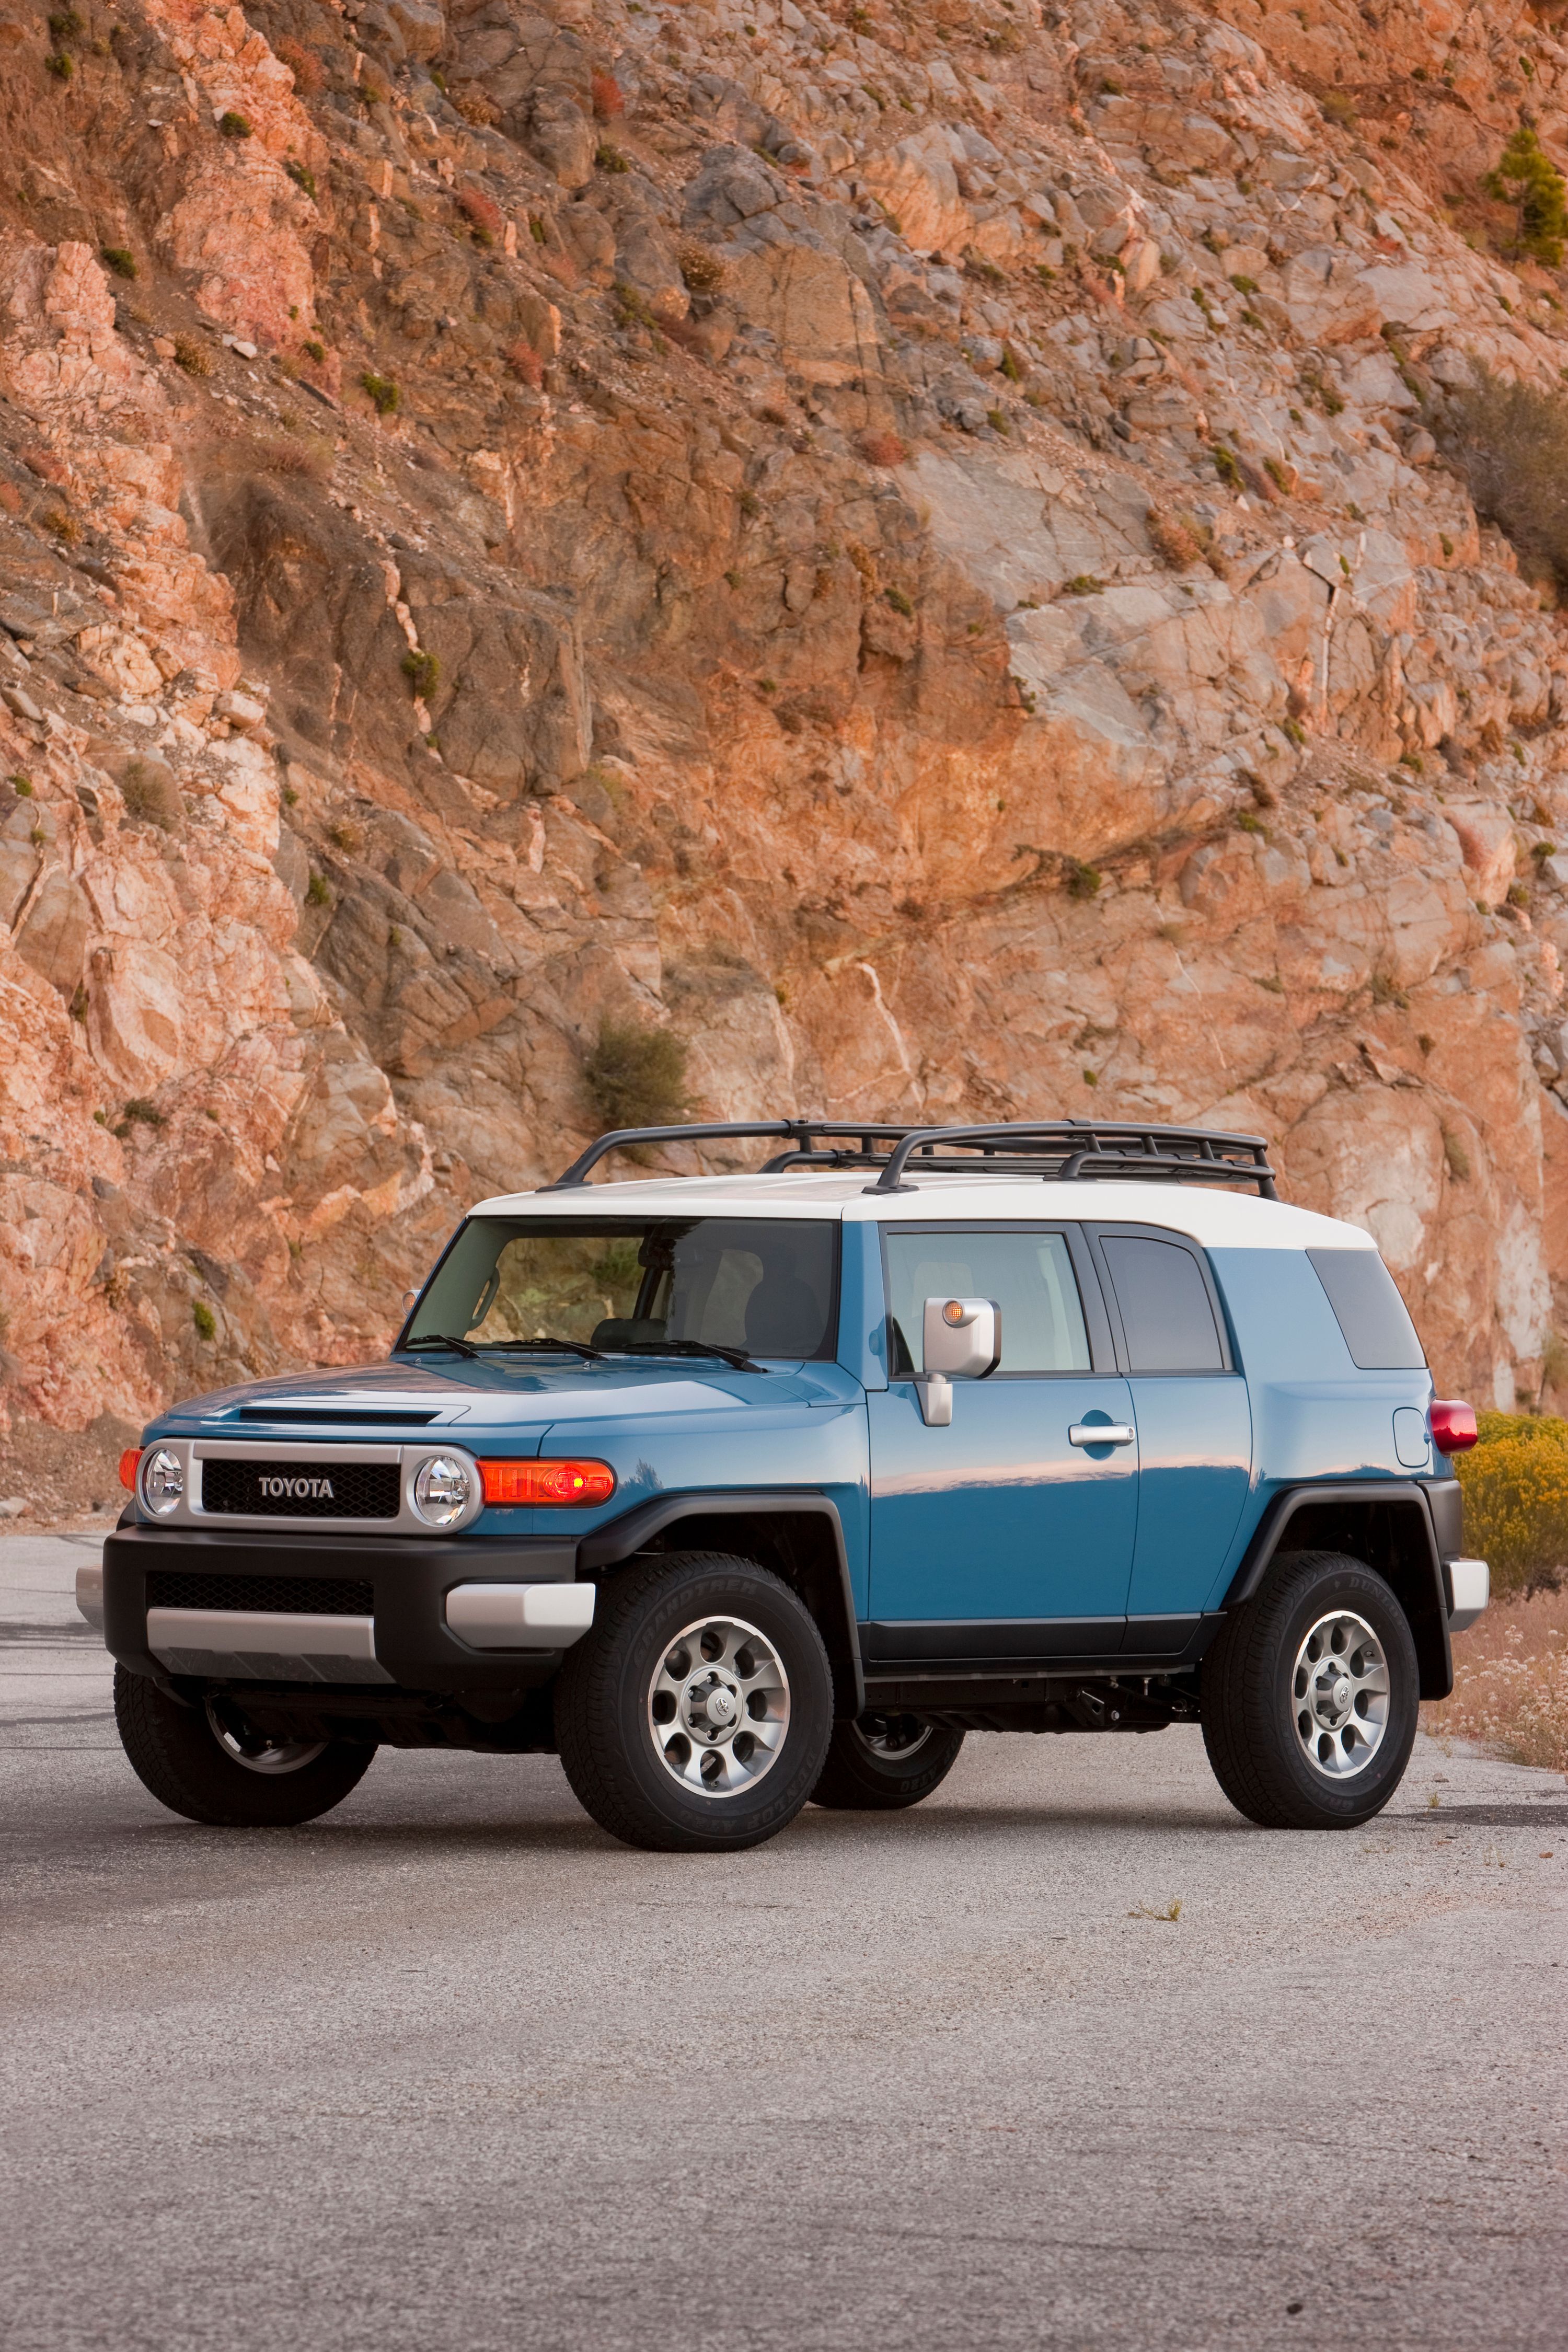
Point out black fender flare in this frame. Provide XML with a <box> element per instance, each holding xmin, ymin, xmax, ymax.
<box><xmin>1223</xmin><ymin>1479</ymin><xmax>1455</xmax><ymax>1699</ymax></box>
<box><xmin>577</xmin><ymin>1489</ymin><xmax>865</xmax><ymax>1716</ymax></box>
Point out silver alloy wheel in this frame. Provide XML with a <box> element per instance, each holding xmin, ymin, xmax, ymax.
<box><xmin>647</xmin><ymin>1613</ymin><xmax>790</xmax><ymax>1799</ymax></box>
<box><xmin>205</xmin><ymin>1697</ymin><xmax>328</xmax><ymax>1776</ymax></box>
<box><xmin>855</xmin><ymin>1711</ymin><xmax>935</xmax><ymax>1761</ymax></box>
<box><xmin>1290</xmin><ymin>1609</ymin><xmax>1390</xmax><ymax>1780</ymax></box>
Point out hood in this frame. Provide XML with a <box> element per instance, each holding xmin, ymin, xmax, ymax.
<box><xmin>150</xmin><ymin>1352</ymin><xmax>860</xmax><ymax>1435</ymax></box>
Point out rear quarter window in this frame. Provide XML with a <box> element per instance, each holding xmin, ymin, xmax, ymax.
<box><xmin>1306</xmin><ymin>1248</ymin><xmax>1426</xmax><ymax>1370</ymax></box>
<box><xmin>1099</xmin><ymin>1235</ymin><xmax>1226</xmax><ymax>1373</ymax></box>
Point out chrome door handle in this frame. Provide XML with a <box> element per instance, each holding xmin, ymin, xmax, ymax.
<box><xmin>1069</xmin><ymin>1422</ymin><xmax>1134</xmax><ymax>1447</ymax></box>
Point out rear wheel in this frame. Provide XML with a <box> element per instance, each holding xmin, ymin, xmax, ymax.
<box><xmin>1201</xmin><ymin>1550</ymin><xmax>1420</xmax><ymax>1829</ymax></box>
<box><xmin>114</xmin><ymin>1666</ymin><xmax>375</xmax><ymax>1827</ymax></box>
<box><xmin>811</xmin><ymin>1712</ymin><xmax>965</xmax><ymax>1811</ymax></box>
<box><xmin>555</xmin><ymin>1551</ymin><xmax>834</xmax><ymax>1852</ymax></box>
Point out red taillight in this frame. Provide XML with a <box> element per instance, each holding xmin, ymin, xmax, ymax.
<box><xmin>119</xmin><ymin>1447</ymin><xmax>142</xmax><ymax>1492</ymax></box>
<box><xmin>479</xmin><ymin>1458</ymin><xmax>616</xmax><ymax>1507</ymax></box>
<box><xmin>1429</xmin><ymin>1400</ymin><xmax>1478</xmax><ymax>1455</ymax></box>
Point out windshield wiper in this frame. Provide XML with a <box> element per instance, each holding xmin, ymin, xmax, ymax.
<box><xmin>400</xmin><ymin>1333</ymin><xmax>479</xmax><ymax>1359</ymax></box>
<box><xmin>479</xmin><ymin>1336</ymin><xmax>605</xmax><ymax>1361</ymax></box>
<box><xmin>612</xmin><ymin>1339</ymin><xmax>759</xmax><ymax>1372</ymax></box>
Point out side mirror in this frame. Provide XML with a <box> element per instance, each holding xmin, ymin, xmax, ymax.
<box><xmin>917</xmin><ymin>1296</ymin><xmax>1001</xmax><ymax>1425</ymax></box>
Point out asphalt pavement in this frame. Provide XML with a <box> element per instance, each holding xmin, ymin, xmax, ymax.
<box><xmin>2</xmin><ymin>1534</ymin><xmax>1565</xmax><ymax>2351</ymax></box>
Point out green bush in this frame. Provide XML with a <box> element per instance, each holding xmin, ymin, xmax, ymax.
<box><xmin>1456</xmin><ymin>1413</ymin><xmax>1568</xmax><ymax>1597</ymax></box>
<box><xmin>101</xmin><ymin>246</ymin><xmax>137</xmax><ymax>280</ymax></box>
<box><xmin>192</xmin><ymin>1300</ymin><xmax>217</xmax><ymax>1341</ymax></box>
<box><xmin>1484</xmin><ymin>125</ymin><xmax>1568</xmax><ymax>267</ymax></box>
<box><xmin>218</xmin><ymin>109</ymin><xmax>252</xmax><ymax>138</ymax></box>
<box><xmin>360</xmin><ymin>371</ymin><xmax>399</xmax><ymax>416</ymax></box>
<box><xmin>401</xmin><ymin>649</ymin><xmax>440</xmax><ymax>699</ymax></box>
<box><xmin>583</xmin><ymin>1018</ymin><xmax>689</xmax><ymax>1132</ymax></box>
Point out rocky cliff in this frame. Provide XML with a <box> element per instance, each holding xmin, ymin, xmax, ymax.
<box><xmin>5</xmin><ymin>0</ymin><xmax>1568</xmax><ymax>1468</ymax></box>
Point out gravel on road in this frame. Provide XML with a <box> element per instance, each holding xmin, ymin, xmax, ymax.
<box><xmin>2</xmin><ymin>1537</ymin><xmax>1564</xmax><ymax>2352</ymax></box>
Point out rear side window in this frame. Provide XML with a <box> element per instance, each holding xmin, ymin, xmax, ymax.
<box><xmin>1307</xmin><ymin>1248</ymin><xmax>1426</xmax><ymax>1369</ymax></box>
<box><xmin>1099</xmin><ymin>1236</ymin><xmax>1225</xmax><ymax>1373</ymax></box>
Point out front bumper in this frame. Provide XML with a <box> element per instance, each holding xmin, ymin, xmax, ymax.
<box><xmin>103</xmin><ymin>1524</ymin><xmax>593</xmax><ymax>1696</ymax></box>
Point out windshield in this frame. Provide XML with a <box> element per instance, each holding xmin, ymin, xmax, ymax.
<box><xmin>404</xmin><ymin>1217</ymin><xmax>840</xmax><ymax>1361</ymax></box>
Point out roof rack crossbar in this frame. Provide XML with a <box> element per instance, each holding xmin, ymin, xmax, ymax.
<box><xmin>546</xmin><ymin>1117</ymin><xmax>1278</xmax><ymax>1199</ymax></box>
<box><xmin>546</xmin><ymin>1120</ymin><xmax>916</xmax><ymax>1190</ymax></box>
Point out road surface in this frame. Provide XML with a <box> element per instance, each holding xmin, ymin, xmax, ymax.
<box><xmin>3</xmin><ymin>1534</ymin><xmax>1565</xmax><ymax>2350</ymax></box>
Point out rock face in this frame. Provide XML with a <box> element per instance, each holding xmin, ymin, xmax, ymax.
<box><xmin>5</xmin><ymin>0</ymin><xmax>1568</xmax><ymax>1432</ymax></box>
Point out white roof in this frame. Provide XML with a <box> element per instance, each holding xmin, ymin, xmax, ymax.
<box><xmin>468</xmin><ymin>1171</ymin><xmax>1374</xmax><ymax>1253</ymax></box>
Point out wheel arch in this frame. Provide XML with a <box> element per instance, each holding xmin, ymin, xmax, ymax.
<box><xmin>578</xmin><ymin>1491</ymin><xmax>864</xmax><ymax>1720</ymax></box>
<box><xmin>1224</xmin><ymin>1482</ymin><xmax>1452</xmax><ymax>1700</ymax></box>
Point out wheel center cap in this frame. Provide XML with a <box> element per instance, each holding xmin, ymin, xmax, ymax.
<box><xmin>686</xmin><ymin>1676</ymin><xmax>740</xmax><ymax>1737</ymax></box>
<box><xmin>1329</xmin><ymin>1673</ymin><xmax>1352</xmax><ymax>1716</ymax></box>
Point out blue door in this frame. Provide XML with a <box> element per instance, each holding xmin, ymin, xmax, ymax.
<box><xmin>1090</xmin><ymin>1228</ymin><xmax>1252</xmax><ymax>1641</ymax></box>
<box><xmin>867</xmin><ymin>1226</ymin><xmax>1138</xmax><ymax>1664</ymax></box>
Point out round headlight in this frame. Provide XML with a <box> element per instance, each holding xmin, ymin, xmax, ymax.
<box><xmin>412</xmin><ymin>1455</ymin><xmax>472</xmax><ymax>1528</ymax></box>
<box><xmin>141</xmin><ymin>1447</ymin><xmax>185</xmax><ymax>1516</ymax></box>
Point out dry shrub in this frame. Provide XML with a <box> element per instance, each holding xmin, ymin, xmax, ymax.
<box><xmin>505</xmin><ymin>340</ymin><xmax>545</xmax><ymax>388</ymax></box>
<box><xmin>257</xmin><ymin>433</ymin><xmax>333</xmax><ymax>483</ymax></box>
<box><xmin>454</xmin><ymin>89</ymin><xmax>500</xmax><ymax>126</ymax></box>
<box><xmin>457</xmin><ymin>185</ymin><xmax>503</xmax><ymax>241</ymax></box>
<box><xmin>590</xmin><ymin>69</ymin><xmax>624</xmax><ymax>120</ymax></box>
<box><xmin>172</xmin><ymin>335</ymin><xmax>211</xmax><ymax>377</ymax></box>
<box><xmin>1423</xmin><ymin>1584</ymin><xmax>1568</xmax><ymax>1772</ymax></box>
<box><xmin>1147</xmin><ymin>507</ymin><xmax>1203</xmax><ymax>567</ymax></box>
<box><xmin>677</xmin><ymin>240</ymin><xmax>725</xmax><ymax>294</ymax></box>
<box><xmin>275</xmin><ymin>36</ymin><xmax>324</xmax><ymax>96</ymax></box>
<box><xmin>1435</xmin><ymin>365</ymin><xmax>1568</xmax><ymax>594</ymax></box>
<box><xmin>858</xmin><ymin>429</ymin><xmax>908</xmax><ymax>467</ymax></box>
<box><xmin>1455</xmin><ymin>1411</ymin><xmax>1568</xmax><ymax>1598</ymax></box>
<box><xmin>584</xmin><ymin>1018</ymin><xmax>689</xmax><ymax>1131</ymax></box>
<box><xmin>119</xmin><ymin>757</ymin><xmax>182</xmax><ymax>831</ymax></box>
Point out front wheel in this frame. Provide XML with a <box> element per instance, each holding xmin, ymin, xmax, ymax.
<box><xmin>1201</xmin><ymin>1549</ymin><xmax>1420</xmax><ymax>1829</ymax></box>
<box><xmin>114</xmin><ymin>1666</ymin><xmax>376</xmax><ymax>1826</ymax></box>
<box><xmin>811</xmin><ymin>1712</ymin><xmax>965</xmax><ymax>1810</ymax></box>
<box><xmin>555</xmin><ymin>1552</ymin><xmax>834</xmax><ymax>1852</ymax></box>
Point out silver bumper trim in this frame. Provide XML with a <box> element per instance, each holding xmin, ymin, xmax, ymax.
<box><xmin>1446</xmin><ymin>1557</ymin><xmax>1489</xmax><ymax>1635</ymax></box>
<box><xmin>145</xmin><ymin>1607</ymin><xmax>393</xmax><ymax>1684</ymax></box>
<box><xmin>445</xmin><ymin>1581</ymin><xmax>597</xmax><ymax>1650</ymax></box>
<box><xmin>75</xmin><ymin>1562</ymin><xmax>105</xmax><ymax>1633</ymax></box>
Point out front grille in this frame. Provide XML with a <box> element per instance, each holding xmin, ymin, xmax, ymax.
<box><xmin>200</xmin><ymin>1458</ymin><xmax>401</xmax><ymax>1519</ymax></box>
<box><xmin>146</xmin><ymin>1572</ymin><xmax>375</xmax><ymax>1615</ymax></box>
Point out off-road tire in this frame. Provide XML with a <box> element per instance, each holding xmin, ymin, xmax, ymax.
<box><xmin>1201</xmin><ymin>1549</ymin><xmax>1420</xmax><ymax>1829</ymax></box>
<box><xmin>114</xmin><ymin>1666</ymin><xmax>376</xmax><ymax>1827</ymax></box>
<box><xmin>555</xmin><ymin>1551</ymin><xmax>834</xmax><ymax>1852</ymax></box>
<box><xmin>811</xmin><ymin>1713</ymin><xmax>966</xmax><ymax>1810</ymax></box>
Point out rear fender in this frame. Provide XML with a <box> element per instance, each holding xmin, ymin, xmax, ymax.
<box><xmin>1224</xmin><ymin>1481</ymin><xmax>1454</xmax><ymax>1699</ymax></box>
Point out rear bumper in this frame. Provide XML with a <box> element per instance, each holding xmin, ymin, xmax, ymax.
<box><xmin>103</xmin><ymin>1525</ymin><xmax>590</xmax><ymax>1696</ymax></box>
<box><xmin>1444</xmin><ymin>1555</ymin><xmax>1489</xmax><ymax>1635</ymax></box>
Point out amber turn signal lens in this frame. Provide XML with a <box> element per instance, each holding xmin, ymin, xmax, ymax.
<box><xmin>119</xmin><ymin>1447</ymin><xmax>142</xmax><ymax>1492</ymax></box>
<box><xmin>1428</xmin><ymin>1400</ymin><xmax>1478</xmax><ymax>1454</ymax></box>
<box><xmin>479</xmin><ymin>1458</ymin><xmax>616</xmax><ymax>1507</ymax></box>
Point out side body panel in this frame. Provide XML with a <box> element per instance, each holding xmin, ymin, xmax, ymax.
<box><xmin>1204</xmin><ymin>1247</ymin><xmax>1436</xmax><ymax>1609</ymax></box>
<box><xmin>866</xmin><ymin>1377</ymin><xmax>1139</xmax><ymax>1640</ymax></box>
<box><xmin>1123</xmin><ymin>1376</ymin><xmax>1252</xmax><ymax>1619</ymax></box>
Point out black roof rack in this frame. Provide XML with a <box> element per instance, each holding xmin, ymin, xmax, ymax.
<box><xmin>546</xmin><ymin>1119</ymin><xmax>1278</xmax><ymax>1198</ymax></box>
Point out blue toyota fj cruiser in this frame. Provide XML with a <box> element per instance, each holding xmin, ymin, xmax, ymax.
<box><xmin>90</xmin><ymin>1118</ymin><xmax>1489</xmax><ymax>1850</ymax></box>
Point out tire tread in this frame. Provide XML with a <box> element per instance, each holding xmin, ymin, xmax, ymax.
<box><xmin>556</xmin><ymin>1551</ymin><xmax>832</xmax><ymax>1852</ymax></box>
<box><xmin>1202</xmin><ymin>1549</ymin><xmax>1417</xmax><ymax>1830</ymax></box>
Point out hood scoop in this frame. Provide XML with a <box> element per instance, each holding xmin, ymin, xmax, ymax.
<box><xmin>234</xmin><ymin>1405</ymin><xmax>447</xmax><ymax>1427</ymax></box>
